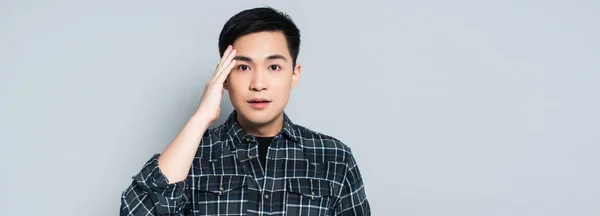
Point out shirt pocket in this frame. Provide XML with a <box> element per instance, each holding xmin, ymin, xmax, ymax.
<box><xmin>286</xmin><ymin>178</ymin><xmax>334</xmax><ymax>216</ymax></box>
<box><xmin>193</xmin><ymin>175</ymin><xmax>249</xmax><ymax>215</ymax></box>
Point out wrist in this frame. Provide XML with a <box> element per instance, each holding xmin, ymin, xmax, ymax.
<box><xmin>189</xmin><ymin>113</ymin><xmax>213</xmax><ymax>128</ymax></box>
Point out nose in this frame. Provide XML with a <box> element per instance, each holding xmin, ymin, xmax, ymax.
<box><xmin>249</xmin><ymin>69</ymin><xmax>267</xmax><ymax>92</ymax></box>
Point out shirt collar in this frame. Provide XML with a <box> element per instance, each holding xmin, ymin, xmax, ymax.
<box><xmin>224</xmin><ymin>110</ymin><xmax>299</xmax><ymax>148</ymax></box>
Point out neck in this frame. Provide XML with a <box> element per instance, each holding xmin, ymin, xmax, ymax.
<box><xmin>237</xmin><ymin>112</ymin><xmax>284</xmax><ymax>137</ymax></box>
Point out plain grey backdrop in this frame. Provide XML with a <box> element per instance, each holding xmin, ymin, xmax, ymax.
<box><xmin>1</xmin><ymin>0</ymin><xmax>598</xmax><ymax>215</ymax></box>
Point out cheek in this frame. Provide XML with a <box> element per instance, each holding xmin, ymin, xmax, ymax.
<box><xmin>227</xmin><ymin>74</ymin><xmax>246</xmax><ymax>91</ymax></box>
<box><xmin>271</xmin><ymin>82</ymin><xmax>292</xmax><ymax>98</ymax></box>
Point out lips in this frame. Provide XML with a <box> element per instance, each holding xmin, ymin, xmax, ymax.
<box><xmin>247</xmin><ymin>98</ymin><xmax>271</xmax><ymax>109</ymax></box>
<box><xmin>247</xmin><ymin>98</ymin><xmax>271</xmax><ymax>103</ymax></box>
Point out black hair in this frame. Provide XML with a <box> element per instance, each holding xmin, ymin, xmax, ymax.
<box><xmin>218</xmin><ymin>7</ymin><xmax>301</xmax><ymax>66</ymax></box>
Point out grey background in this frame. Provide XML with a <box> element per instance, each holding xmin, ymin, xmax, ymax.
<box><xmin>1</xmin><ymin>0</ymin><xmax>598</xmax><ymax>215</ymax></box>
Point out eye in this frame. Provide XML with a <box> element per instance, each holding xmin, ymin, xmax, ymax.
<box><xmin>269</xmin><ymin>65</ymin><xmax>281</xmax><ymax>71</ymax></box>
<box><xmin>236</xmin><ymin>65</ymin><xmax>250</xmax><ymax>71</ymax></box>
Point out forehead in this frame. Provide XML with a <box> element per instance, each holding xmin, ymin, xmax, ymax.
<box><xmin>232</xmin><ymin>31</ymin><xmax>291</xmax><ymax>60</ymax></box>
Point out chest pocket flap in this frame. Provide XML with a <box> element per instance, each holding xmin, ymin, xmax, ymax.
<box><xmin>287</xmin><ymin>178</ymin><xmax>332</xmax><ymax>199</ymax></box>
<box><xmin>197</xmin><ymin>175</ymin><xmax>248</xmax><ymax>195</ymax></box>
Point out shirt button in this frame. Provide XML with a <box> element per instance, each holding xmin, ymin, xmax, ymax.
<box><xmin>264</xmin><ymin>194</ymin><xmax>269</xmax><ymax>199</ymax></box>
<box><xmin>249</xmin><ymin>156</ymin><xmax>253</xmax><ymax>160</ymax></box>
<box><xmin>311</xmin><ymin>191</ymin><xmax>315</xmax><ymax>196</ymax></box>
<box><xmin>219</xmin><ymin>186</ymin><xmax>224</xmax><ymax>191</ymax></box>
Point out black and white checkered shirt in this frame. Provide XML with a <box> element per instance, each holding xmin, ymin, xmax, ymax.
<box><xmin>120</xmin><ymin>111</ymin><xmax>370</xmax><ymax>215</ymax></box>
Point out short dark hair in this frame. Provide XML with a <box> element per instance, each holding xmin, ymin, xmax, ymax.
<box><xmin>218</xmin><ymin>7</ymin><xmax>301</xmax><ymax>66</ymax></box>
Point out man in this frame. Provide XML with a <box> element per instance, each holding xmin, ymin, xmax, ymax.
<box><xmin>120</xmin><ymin>7</ymin><xmax>370</xmax><ymax>216</ymax></box>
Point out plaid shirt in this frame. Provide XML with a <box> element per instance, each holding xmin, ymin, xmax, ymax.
<box><xmin>120</xmin><ymin>111</ymin><xmax>370</xmax><ymax>215</ymax></box>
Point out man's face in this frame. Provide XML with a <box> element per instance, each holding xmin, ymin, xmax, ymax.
<box><xmin>225</xmin><ymin>31</ymin><xmax>301</xmax><ymax>126</ymax></box>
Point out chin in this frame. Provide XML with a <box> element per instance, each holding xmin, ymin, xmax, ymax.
<box><xmin>237</xmin><ymin>108</ymin><xmax>282</xmax><ymax>126</ymax></box>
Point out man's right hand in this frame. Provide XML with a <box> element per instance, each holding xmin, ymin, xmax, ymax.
<box><xmin>194</xmin><ymin>45</ymin><xmax>237</xmax><ymax>126</ymax></box>
<box><xmin>156</xmin><ymin>45</ymin><xmax>237</xmax><ymax>183</ymax></box>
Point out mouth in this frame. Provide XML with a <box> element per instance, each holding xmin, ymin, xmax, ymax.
<box><xmin>247</xmin><ymin>98</ymin><xmax>272</xmax><ymax>109</ymax></box>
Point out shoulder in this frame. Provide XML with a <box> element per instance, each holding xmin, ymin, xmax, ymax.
<box><xmin>292</xmin><ymin>124</ymin><xmax>355</xmax><ymax>164</ymax></box>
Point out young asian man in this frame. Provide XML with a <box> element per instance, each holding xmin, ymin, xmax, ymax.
<box><xmin>120</xmin><ymin>7</ymin><xmax>370</xmax><ymax>216</ymax></box>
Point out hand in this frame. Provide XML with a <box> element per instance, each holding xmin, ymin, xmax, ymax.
<box><xmin>194</xmin><ymin>45</ymin><xmax>237</xmax><ymax>126</ymax></box>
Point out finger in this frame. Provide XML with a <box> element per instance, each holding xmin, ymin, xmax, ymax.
<box><xmin>210</xmin><ymin>46</ymin><xmax>232</xmax><ymax>77</ymax></box>
<box><xmin>213</xmin><ymin>49</ymin><xmax>236</xmax><ymax>81</ymax></box>
<box><xmin>215</xmin><ymin>59</ymin><xmax>236</xmax><ymax>83</ymax></box>
<box><xmin>216</xmin><ymin>48</ymin><xmax>236</xmax><ymax>73</ymax></box>
<box><xmin>218</xmin><ymin>45</ymin><xmax>232</xmax><ymax>66</ymax></box>
<box><xmin>217</xmin><ymin>45</ymin><xmax>235</xmax><ymax>70</ymax></box>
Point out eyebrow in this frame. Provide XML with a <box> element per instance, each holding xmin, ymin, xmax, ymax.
<box><xmin>233</xmin><ymin>54</ymin><xmax>288</xmax><ymax>63</ymax></box>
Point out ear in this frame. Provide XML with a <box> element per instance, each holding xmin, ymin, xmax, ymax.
<box><xmin>223</xmin><ymin>79</ymin><xmax>229</xmax><ymax>91</ymax></box>
<box><xmin>291</xmin><ymin>64</ymin><xmax>302</xmax><ymax>88</ymax></box>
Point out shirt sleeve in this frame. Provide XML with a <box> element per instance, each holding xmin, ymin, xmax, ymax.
<box><xmin>333</xmin><ymin>151</ymin><xmax>371</xmax><ymax>216</ymax></box>
<box><xmin>120</xmin><ymin>154</ymin><xmax>191</xmax><ymax>216</ymax></box>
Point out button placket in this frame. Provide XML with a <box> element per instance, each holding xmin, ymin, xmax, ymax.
<box><xmin>310</xmin><ymin>179</ymin><xmax>315</xmax><ymax>200</ymax></box>
<box><xmin>244</xmin><ymin>135</ymin><xmax>259</xmax><ymax>162</ymax></box>
<box><xmin>243</xmin><ymin>135</ymin><xmax>253</xmax><ymax>143</ymax></box>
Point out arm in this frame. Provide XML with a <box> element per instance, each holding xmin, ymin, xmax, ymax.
<box><xmin>333</xmin><ymin>152</ymin><xmax>371</xmax><ymax>216</ymax></box>
<box><xmin>159</xmin><ymin>45</ymin><xmax>237</xmax><ymax>183</ymax></box>
<box><xmin>119</xmin><ymin>45</ymin><xmax>238</xmax><ymax>215</ymax></box>
<box><xmin>157</xmin><ymin>116</ymin><xmax>210</xmax><ymax>183</ymax></box>
<box><xmin>120</xmin><ymin>155</ymin><xmax>191</xmax><ymax>215</ymax></box>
